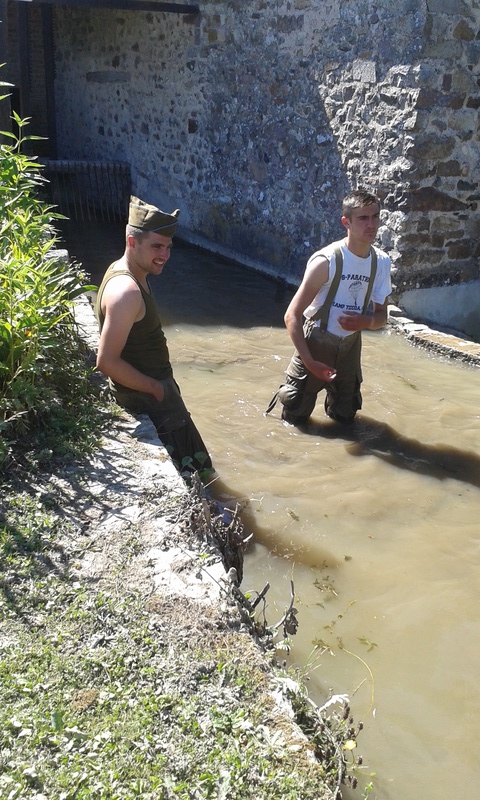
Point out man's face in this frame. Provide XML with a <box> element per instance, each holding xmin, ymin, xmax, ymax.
<box><xmin>342</xmin><ymin>203</ymin><xmax>380</xmax><ymax>244</ymax></box>
<box><xmin>130</xmin><ymin>231</ymin><xmax>173</xmax><ymax>276</ymax></box>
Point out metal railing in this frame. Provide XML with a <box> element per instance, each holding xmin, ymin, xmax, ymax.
<box><xmin>41</xmin><ymin>159</ymin><xmax>131</xmax><ymax>223</ymax></box>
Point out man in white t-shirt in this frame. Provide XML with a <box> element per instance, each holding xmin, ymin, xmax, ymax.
<box><xmin>272</xmin><ymin>189</ymin><xmax>392</xmax><ymax>425</ymax></box>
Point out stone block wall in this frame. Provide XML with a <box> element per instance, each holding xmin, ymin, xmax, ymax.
<box><xmin>50</xmin><ymin>0</ymin><xmax>479</xmax><ymax>296</ymax></box>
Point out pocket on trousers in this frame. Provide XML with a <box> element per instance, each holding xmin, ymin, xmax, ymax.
<box><xmin>278</xmin><ymin>376</ymin><xmax>307</xmax><ymax>410</ymax></box>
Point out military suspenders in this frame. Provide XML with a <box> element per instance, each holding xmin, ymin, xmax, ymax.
<box><xmin>309</xmin><ymin>245</ymin><xmax>378</xmax><ymax>332</ymax></box>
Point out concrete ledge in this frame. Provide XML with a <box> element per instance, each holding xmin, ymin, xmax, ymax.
<box><xmin>388</xmin><ymin>305</ymin><xmax>480</xmax><ymax>367</ymax></box>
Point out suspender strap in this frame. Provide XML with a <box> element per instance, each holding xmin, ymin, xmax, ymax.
<box><xmin>361</xmin><ymin>247</ymin><xmax>377</xmax><ymax>314</ymax></box>
<box><xmin>309</xmin><ymin>245</ymin><xmax>343</xmax><ymax>330</ymax></box>
<box><xmin>309</xmin><ymin>245</ymin><xmax>377</xmax><ymax>332</ymax></box>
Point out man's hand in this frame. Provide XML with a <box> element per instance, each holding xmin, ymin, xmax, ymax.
<box><xmin>338</xmin><ymin>311</ymin><xmax>371</xmax><ymax>332</ymax></box>
<box><xmin>307</xmin><ymin>360</ymin><xmax>337</xmax><ymax>382</ymax></box>
<box><xmin>149</xmin><ymin>379</ymin><xmax>165</xmax><ymax>403</ymax></box>
<box><xmin>339</xmin><ymin>300</ymin><xmax>388</xmax><ymax>332</ymax></box>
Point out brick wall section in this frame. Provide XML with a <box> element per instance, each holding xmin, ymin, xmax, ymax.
<box><xmin>45</xmin><ymin>1</ymin><xmax>480</xmax><ymax>294</ymax></box>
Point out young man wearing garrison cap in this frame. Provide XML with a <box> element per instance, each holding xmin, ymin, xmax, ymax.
<box><xmin>96</xmin><ymin>196</ymin><xmax>212</xmax><ymax>475</ymax></box>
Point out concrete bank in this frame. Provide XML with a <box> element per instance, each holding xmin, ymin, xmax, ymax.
<box><xmin>388</xmin><ymin>303</ymin><xmax>480</xmax><ymax>368</ymax></box>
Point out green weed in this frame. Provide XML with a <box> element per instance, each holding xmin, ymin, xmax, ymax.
<box><xmin>0</xmin><ymin>92</ymin><xmax>104</xmax><ymax>470</ymax></box>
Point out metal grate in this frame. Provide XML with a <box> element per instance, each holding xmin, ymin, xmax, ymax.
<box><xmin>41</xmin><ymin>159</ymin><xmax>131</xmax><ymax>223</ymax></box>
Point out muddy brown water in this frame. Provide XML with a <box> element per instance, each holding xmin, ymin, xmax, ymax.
<box><xmin>66</xmin><ymin>222</ymin><xmax>480</xmax><ymax>800</ymax></box>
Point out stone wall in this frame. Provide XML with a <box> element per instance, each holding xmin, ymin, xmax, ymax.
<box><xmin>47</xmin><ymin>1</ymin><xmax>480</xmax><ymax>309</ymax></box>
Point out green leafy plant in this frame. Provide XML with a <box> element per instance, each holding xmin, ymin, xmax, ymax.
<box><xmin>0</xmin><ymin>91</ymin><xmax>101</xmax><ymax>468</ymax></box>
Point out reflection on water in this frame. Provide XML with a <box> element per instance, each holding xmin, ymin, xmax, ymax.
<box><xmin>64</xmin><ymin>224</ymin><xmax>480</xmax><ymax>800</ymax></box>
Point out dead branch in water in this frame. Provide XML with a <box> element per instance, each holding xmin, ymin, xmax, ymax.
<box><xmin>178</xmin><ymin>472</ymin><xmax>252</xmax><ymax>584</ymax></box>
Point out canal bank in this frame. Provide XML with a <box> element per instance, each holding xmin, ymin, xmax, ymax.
<box><xmin>388</xmin><ymin>303</ymin><xmax>480</xmax><ymax>367</ymax></box>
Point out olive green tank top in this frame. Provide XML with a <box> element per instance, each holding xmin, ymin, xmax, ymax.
<box><xmin>95</xmin><ymin>262</ymin><xmax>173</xmax><ymax>393</ymax></box>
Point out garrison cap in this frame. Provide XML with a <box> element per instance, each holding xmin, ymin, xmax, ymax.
<box><xmin>128</xmin><ymin>196</ymin><xmax>180</xmax><ymax>237</ymax></box>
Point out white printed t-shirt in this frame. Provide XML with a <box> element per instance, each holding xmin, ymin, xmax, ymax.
<box><xmin>303</xmin><ymin>239</ymin><xmax>392</xmax><ymax>339</ymax></box>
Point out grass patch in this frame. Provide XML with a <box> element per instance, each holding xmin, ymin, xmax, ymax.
<box><xmin>0</xmin><ymin>558</ymin><xmax>328</xmax><ymax>797</ymax></box>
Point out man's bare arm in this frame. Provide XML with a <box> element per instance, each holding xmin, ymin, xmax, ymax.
<box><xmin>284</xmin><ymin>256</ymin><xmax>337</xmax><ymax>382</ymax></box>
<box><xmin>96</xmin><ymin>276</ymin><xmax>165</xmax><ymax>402</ymax></box>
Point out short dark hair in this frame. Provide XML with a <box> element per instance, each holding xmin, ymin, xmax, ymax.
<box><xmin>126</xmin><ymin>224</ymin><xmax>149</xmax><ymax>242</ymax></box>
<box><xmin>342</xmin><ymin>190</ymin><xmax>381</xmax><ymax>220</ymax></box>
